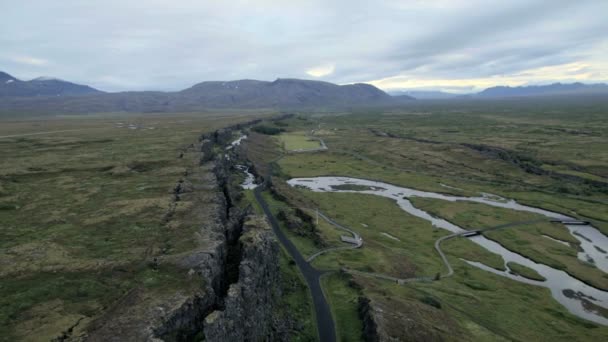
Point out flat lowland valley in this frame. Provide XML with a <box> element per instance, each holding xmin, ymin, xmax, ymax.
<box><xmin>241</xmin><ymin>99</ymin><xmax>608</xmax><ymax>341</ymax></box>
<box><xmin>0</xmin><ymin>112</ymin><xmax>281</xmax><ymax>340</ymax></box>
<box><xmin>1</xmin><ymin>98</ymin><xmax>608</xmax><ymax>341</ymax></box>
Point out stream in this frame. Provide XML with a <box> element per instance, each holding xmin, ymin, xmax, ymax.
<box><xmin>236</xmin><ymin>165</ymin><xmax>258</xmax><ymax>190</ymax></box>
<box><xmin>287</xmin><ymin>176</ymin><xmax>608</xmax><ymax>325</ymax></box>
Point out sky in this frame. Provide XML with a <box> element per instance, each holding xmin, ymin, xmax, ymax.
<box><xmin>1</xmin><ymin>0</ymin><xmax>607</xmax><ymax>93</ymax></box>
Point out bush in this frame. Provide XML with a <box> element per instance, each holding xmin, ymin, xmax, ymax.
<box><xmin>251</xmin><ymin>125</ymin><xmax>285</xmax><ymax>135</ymax></box>
<box><xmin>420</xmin><ymin>295</ymin><xmax>442</xmax><ymax>309</ymax></box>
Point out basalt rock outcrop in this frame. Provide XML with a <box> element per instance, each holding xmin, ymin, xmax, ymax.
<box><xmin>203</xmin><ymin>217</ymin><xmax>281</xmax><ymax>341</ymax></box>
<box><xmin>154</xmin><ymin>123</ymin><xmax>284</xmax><ymax>341</ymax></box>
<box><xmin>85</xmin><ymin>119</ymin><xmax>286</xmax><ymax>341</ymax></box>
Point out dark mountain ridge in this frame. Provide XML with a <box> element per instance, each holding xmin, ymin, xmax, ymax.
<box><xmin>0</xmin><ymin>71</ymin><xmax>102</xmax><ymax>97</ymax></box>
<box><xmin>388</xmin><ymin>82</ymin><xmax>608</xmax><ymax>100</ymax></box>
<box><xmin>389</xmin><ymin>90</ymin><xmax>460</xmax><ymax>99</ymax></box>
<box><xmin>0</xmin><ymin>72</ymin><xmax>411</xmax><ymax>113</ymax></box>
<box><xmin>476</xmin><ymin>82</ymin><xmax>608</xmax><ymax>98</ymax></box>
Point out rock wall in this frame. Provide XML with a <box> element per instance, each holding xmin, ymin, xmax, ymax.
<box><xmin>203</xmin><ymin>217</ymin><xmax>281</xmax><ymax>341</ymax></box>
<box><xmin>358</xmin><ymin>297</ymin><xmax>379</xmax><ymax>342</ymax></box>
<box><xmin>85</xmin><ymin>117</ymin><xmax>289</xmax><ymax>341</ymax></box>
<box><xmin>154</xmin><ymin>120</ymin><xmax>285</xmax><ymax>341</ymax></box>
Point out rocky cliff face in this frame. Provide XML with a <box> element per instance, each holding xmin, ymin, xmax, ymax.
<box><xmin>85</xmin><ymin>119</ymin><xmax>286</xmax><ymax>341</ymax></box>
<box><xmin>358</xmin><ymin>297</ymin><xmax>379</xmax><ymax>342</ymax></box>
<box><xmin>154</xmin><ymin>121</ymin><xmax>283</xmax><ymax>341</ymax></box>
<box><xmin>203</xmin><ymin>217</ymin><xmax>281</xmax><ymax>341</ymax></box>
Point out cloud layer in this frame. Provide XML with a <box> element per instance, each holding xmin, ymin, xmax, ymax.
<box><xmin>1</xmin><ymin>0</ymin><xmax>606</xmax><ymax>92</ymax></box>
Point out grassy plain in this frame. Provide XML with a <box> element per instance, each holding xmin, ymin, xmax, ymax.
<box><xmin>278</xmin><ymin>131</ymin><xmax>322</xmax><ymax>151</ymax></box>
<box><xmin>321</xmin><ymin>272</ymin><xmax>364</xmax><ymax>342</ymax></box>
<box><xmin>0</xmin><ymin>112</ymin><xmax>260</xmax><ymax>340</ymax></box>
<box><xmin>244</xmin><ymin>102</ymin><xmax>608</xmax><ymax>341</ymax></box>
<box><xmin>275</xmin><ymin>248</ymin><xmax>317</xmax><ymax>341</ymax></box>
<box><xmin>507</xmin><ymin>261</ymin><xmax>546</xmax><ymax>281</ymax></box>
<box><xmin>410</xmin><ymin>197</ymin><xmax>608</xmax><ymax>290</ymax></box>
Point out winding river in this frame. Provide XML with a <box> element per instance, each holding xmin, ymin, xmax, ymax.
<box><xmin>235</xmin><ymin>165</ymin><xmax>258</xmax><ymax>190</ymax></box>
<box><xmin>287</xmin><ymin>176</ymin><xmax>608</xmax><ymax>325</ymax></box>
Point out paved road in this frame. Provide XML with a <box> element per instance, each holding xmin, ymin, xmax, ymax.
<box><xmin>253</xmin><ymin>186</ymin><xmax>336</xmax><ymax>342</ymax></box>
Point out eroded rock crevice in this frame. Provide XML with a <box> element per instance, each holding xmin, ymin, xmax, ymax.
<box><xmin>155</xmin><ymin>120</ymin><xmax>285</xmax><ymax>342</ymax></box>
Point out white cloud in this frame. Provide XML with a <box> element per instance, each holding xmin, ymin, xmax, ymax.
<box><xmin>306</xmin><ymin>64</ymin><xmax>335</xmax><ymax>78</ymax></box>
<box><xmin>9</xmin><ymin>55</ymin><xmax>49</xmax><ymax>66</ymax></box>
<box><xmin>0</xmin><ymin>0</ymin><xmax>606</xmax><ymax>91</ymax></box>
<box><xmin>368</xmin><ymin>61</ymin><xmax>608</xmax><ymax>93</ymax></box>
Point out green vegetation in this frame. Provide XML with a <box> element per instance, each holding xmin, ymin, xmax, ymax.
<box><xmin>246</xmin><ymin>104</ymin><xmax>608</xmax><ymax>340</ymax></box>
<box><xmin>4</xmin><ymin>99</ymin><xmax>608</xmax><ymax>341</ymax></box>
<box><xmin>251</xmin><ymin>124</ymin><xmax>285</xmax><ymax>135</ymax></box>
<box><xmin>275</xmin><ymin>248</ymin><xmax>317</xmax><ymax>341</ymax></box>
<box><xmin>321</xmin><ymin>272</ymin><xmax>364</xmax><ymax>342</ymax></box>
<box><xmin>507</xmin><ymin>262</ymin><xmax>546</xmax><ymax>281</ymax></box>
<box><xmin>278</xmin><ymin>131</ymin><xmax>322</xmax><ymax>151</ymax></box>
<box><xmin>0</xmin><ymin>113</ymin><xmax>257</xmax><ymax>340</ymax></box>
<box><xmin>410</xmin><ymin>197</ymin><xmax>607</xmax><ymax>290</ymax></box>
<box><xmin>260</xmin><ymin>190</ymin><xmax>323</xmax><ymax>258</ymax></box>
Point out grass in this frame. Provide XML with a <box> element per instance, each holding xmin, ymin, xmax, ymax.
<box><xmin>260</xmin><ymin>191</ymin><xmax>320</xmax><ymax>258</ymax></box>
<box><xmin>321</xmin><ymin>272</ymin><xmax>364</xmax><ymax>342</ymax></box>
<box><xmin>278</xmin><ymin>131</ymin><xmax>322</xmax><ymax>151</ymax></box>
<box><xmin>0</xmin><ymin>113</ymin><xmax>259</xmax><ymax>340</ymax></box>
<box><xmin>253</xmin><ymin>106</ymin><xmax>608</xmax><ymax>340</ymax></box>
<box><xmin>507</xmin><ymin>261</ymin><xmax>546</xmax><ymax>281</ymax></box>
<box><xmin>274</xmin><ymin>248</ymin><xmax>317</xmax><ymax>341</ymax></box>
<box><xmin>410</xmin><ymin>197</ymin><xmax>608</xmax><ymax>290</ymax></box>
<box><xmin>5</xmin><ymin>102</ymin><xmax>607</xmax><ymax>340</ymax></box>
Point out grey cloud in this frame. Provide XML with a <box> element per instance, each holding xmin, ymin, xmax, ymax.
<box><xmin>0</xmin><ymin>0</ymin><xmax>606</xmax><ymax>91</ymax></box>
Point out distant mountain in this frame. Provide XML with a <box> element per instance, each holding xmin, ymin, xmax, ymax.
<box><xmin>0</xmin><ymin>76</ymin><xmax>411</xmax><ymax>114</ymax></box>
<box><xmin>0</xmin><ymin>71</ymin><xmax>102</xmax><ymax>97</ymax></box>
<box><xmin>476</xmin><ymin>82</ymin><xmax>608</xmax><ymax>98</ymax></box>
<box><xmin>179</xmin><ymin>78</ymin><xmax>400</xmax><ymax>107</ymax></box>
<box><xmin>389</xmin><ymin>90</ymin><xmax>459</xmax><ymax>99</ymax></box>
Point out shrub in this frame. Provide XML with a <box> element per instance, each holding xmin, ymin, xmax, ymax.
<box><xmin>420</xmin><ymin>295</ymin><xmax>442</xmax><ymax>309</ymax></box>
<box><xmin>251</xmin><ymin>125</ymin><xmax>285</xmax><ymax>135</ymax></box>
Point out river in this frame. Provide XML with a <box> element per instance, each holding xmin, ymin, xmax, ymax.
<box><xmin>287</xmin><ymin>176</ymin><xmax>608</xmax><ymax>325</ymax></box>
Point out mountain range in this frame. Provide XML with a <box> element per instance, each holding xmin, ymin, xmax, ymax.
<box><xmin>0</xmin><ymin>72</ymin><xmax>101</xmax><ymax>97</ymax></box>
<box><xmin>391</xmin><ymin>82</ymin><xmax>608</xmax><ymax>99</ymax></box>
<box><xmin>0</xmin><ymin>71</ymin><xmax>411</xmax><ymax>114</ymax></box>
<box><xmin>475</xmin><ymin>82</ymin><xmax>608</xmax><ymax>98</ymax></box>
<box><xmin>388</xmin><ymin>90</ymin><xmax>459</xmax><ymax>99</ymax></box>
<box><xmin>1</xmin><ymin>70</ymin><xmax>607</xmax><ymax>113</ymax></box>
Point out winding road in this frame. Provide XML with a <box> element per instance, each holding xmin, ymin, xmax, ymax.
<box><xmin>253</xmin><ymin>186</ymin><xmax>336</xmax><ymax>342</ymax></box>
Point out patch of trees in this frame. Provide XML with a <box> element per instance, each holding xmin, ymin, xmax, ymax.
<box><xmin>251</xmin><ymin>125</ymin><xmax>285</xmax><ymax>135</ymax></box>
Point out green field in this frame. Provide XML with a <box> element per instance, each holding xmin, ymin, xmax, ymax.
<box><xmin>0</xmin><ymin>113</ymin><xmax>258</xmax><ymax>340</ymax></box>
<box><xmin>278</xmin><ymin>131</ymin><xmax>323</xmax><ymax>151</ymax></box>
<box><xmin>242</xmin><ymin>104</ymin><xmax>608</xmax><ymax>341</ymax></box>
<box><xmin>3</xmin><ymin>98</ymin><xmax>608</xmax><ymax>341</ymax></box>
<box><xmin>506</xmin><ymin>261</ymin><xmax>546</xmax><ymax>281</ymax></box>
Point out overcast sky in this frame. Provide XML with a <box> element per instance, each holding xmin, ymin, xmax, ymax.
<box><xmin>1</xmin><ymin>0</ymin><xmax>607</xmax><ymax>92</ymax></box>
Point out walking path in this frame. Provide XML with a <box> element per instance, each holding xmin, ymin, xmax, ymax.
<box><xmin>307</xmin><ymin>211</ymin><xmax>362</xmax><ymax>262</ymax></box>
<box><xmin>248</xmin><ymin>124</ymin><xmax>548</xmax><ymax>339</ymax></box>
<box><xmin>348</xmin><ymin>219</ymin><xmax>549</xmax><ymax>284</ymax></box>
<box><xmin>253</xmin><ymin>186</ymin><xmax>336</xmax><ymax>342</ymax></box>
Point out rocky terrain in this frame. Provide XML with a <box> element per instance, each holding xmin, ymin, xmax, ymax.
<box><xmin>81</xmin><ymin>120</ymin><xmax>287</xmax><ymax>341</ymax></box>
